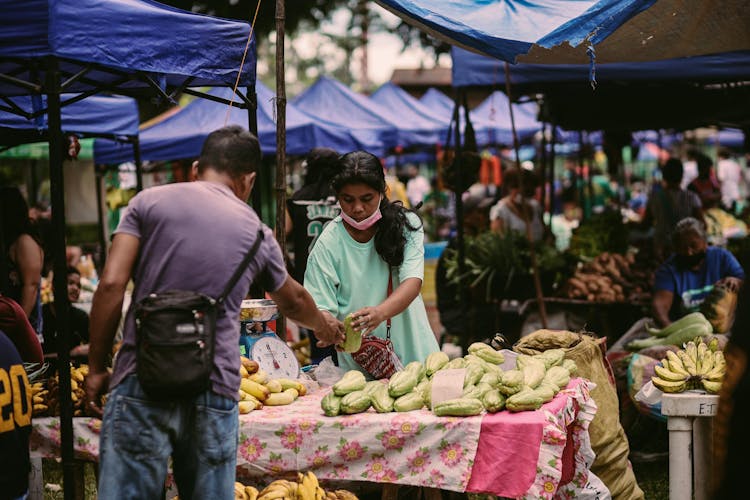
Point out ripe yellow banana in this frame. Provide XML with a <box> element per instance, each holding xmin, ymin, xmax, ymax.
<box><xmin>677</xmin><ymin>351</ymin><xmax>698</xmax><ymax>376</ymax></box>
<box><xmin>701</xmin><ymin>379</ymin><xmax>722</xmax><ymax>393</ymax></box>
<box><xmin>265</xmin><ymin>379</ymin><xmax>283</xmax><ymax>393</ymax></box>
<box><xmin>264</xmin><ymin>388</ymin><xmax>298</xmax><ymax>406</ymax></box>
<box><xmin>240</xmin><ymin>378</ymin><xmax>270</xmax><ymax>401</ymax></box>
<box><xmin>298</xmin><ymin>473</ymin><xmax>315</xmax><ymax>500</ymax></box>
<box><xmin>699</xmin><ymin>348</ymin><xmax>715</xmax><ymax>375</ymax></box>
<box><xmin>250</xmin><ymin>369</ymin><xmax>269</xmax><ymax>384</ymax></box>
<box><xmin>277</xmin><ymin>378</ymin><xmax>307</xmax><ymax>396</ymax></box>
<box><xmin>686</xmin><ymin>341</ymin><xmax>698</xmax><ymax>366</ymax></box>
<box><xmin>654</xmin><ymin>364</ymin><xmax>688</xmax><ymax>382</ymax></box>
<box><xmin>666</xmin><ymin>351</ymin><xmax>690</xmax><ymax>377</ymax></box>
<box><xmin>245</xmin><ymin>486</ymin><xmax>259</xmax><ymax>500</ymax></box>
<box><xmin>238</xmin><ymin>401</ymin><xmax>257</xmax><ymax>414</ymax></box>
<box><xmin>652</xmin><ymin>376</ymin><xmax>687</xmax><ymax>393</ymax></box>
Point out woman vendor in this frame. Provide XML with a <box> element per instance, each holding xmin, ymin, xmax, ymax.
<box><xmin>304</xmin><ymin>151</ymin><xmax>440</xmax><ymax>375</ymax></box>
<box><xmin>652</xmin><ymin>217</ymin><xmax>744</xmax><ymax>327</ymax></box>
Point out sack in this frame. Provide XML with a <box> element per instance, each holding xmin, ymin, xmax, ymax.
<box><xmin>134</xmin><ymin>291</ymin><xmax>218</xmax><ymax>398</ymax></box>
<box><xmin>351</xmin><ymin>335</ymin><xmax>404</xmax><ymax>380</ymax></box>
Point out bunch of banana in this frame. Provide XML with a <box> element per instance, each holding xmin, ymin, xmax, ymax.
<box><xmin>238</xmin><ymin>471</ymin><xmax>358</xmax><ymax>500</ymax></box>
<box><xmin>652</xmin><ymin>337</ymin><xmax>726</xmax><ymax>393</ymax></box>
<box><xmin>238</xmin><ymin>356</ymin><xmax>308</xmax><ymax>414</ymax></box>
<box><xmin>31</xmin><ymin>381</ymin><xmax>49</xmax><ymax>416</ymax></box>
<box><xmin>290</xmin><ymin>337</ymin><xmax>312</xmax><ymax>366</ymax></box>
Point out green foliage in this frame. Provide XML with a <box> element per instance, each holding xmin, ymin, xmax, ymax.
<box><xmin>568</xmin><ymin>209</ymin><xmax>630</xmax><ymax>259</ymax></box>
<box><xmin>442</xmin><ymin>231</ymin><xmax>568</xmax><ymax>301</ymax></box>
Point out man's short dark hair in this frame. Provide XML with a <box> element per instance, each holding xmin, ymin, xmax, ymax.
<box><xmin>67</xmin><ymin>266</ymin><xmax>81</xmax><ymax>277</ymax></box>
<box><xmin>197</xmin><ymin>125</ymin><xmax>261</xmax><ymax>178</ymax></box>
<box><xmin>662</xmin><ymin>158</ymin><xmax>684</xmax><ymax>185</ymax></box>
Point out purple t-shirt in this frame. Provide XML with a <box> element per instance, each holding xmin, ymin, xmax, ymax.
<box><xmin>110</xmin><ymin>181</ymin><xmax>288</xmax><ymax>399</ymax></box>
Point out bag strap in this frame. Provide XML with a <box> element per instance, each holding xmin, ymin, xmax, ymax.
<box><xmin>217</xmin><ymin>228</ymin><xmax>265</xmax><ymax>305</ymax></box>
<box><xmin>386</xmin><ymin>271</ymin><xmax>393</xmax><ymax>340</ymax></box>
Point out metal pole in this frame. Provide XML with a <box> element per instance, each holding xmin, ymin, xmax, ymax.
<box><xmin>548</xmin><ymin>124</ymin><xmax>558</xmax><ymax>232</ymax></box>
<box><xmin>132</xmin><ymin>137</ymin><xmax>144</xmax><ymax>192</ymax></box>
<box><xmin>248</xmin><ymin>89</ymin><xmax>262</xmax><ymax>220</ymax></box>
<box><xmin>45</xmin><ymin>59</ymin><xmax>76</xmax><ymax>500</ymax></box>
<box><xmin>503</xmin><ymin>62</ymin><xmax>547</xmax><ymax>328</ymax></box>
<box><xmin>94</xmin><ymin>165</ymin><xmax>107</xmax><ymax>267</ymax></box>
<box><xmin>275</xmin><ymin>0</ymin><xmax>287</xmax><ymax>339</ymax></box>
<box><xmin>452</xmin><ymin>90</ymin><xmax>464</xmax><ymax>284</ymax></box>
<box><xmin>540</xmin><ymin>122</ymin><xmax>549</xmax><ymax>221</ymax></box>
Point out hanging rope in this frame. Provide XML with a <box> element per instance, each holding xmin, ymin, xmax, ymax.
<box><xmin>224</xmin><ymin>0</ymin><xmax>263</xmax><ymax>126</ymax></box>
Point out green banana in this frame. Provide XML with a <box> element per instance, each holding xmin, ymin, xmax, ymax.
<box><xmin>701</xmin><ymin>379</ymin><xmax>722</xmax><ymax>393</ymax></box>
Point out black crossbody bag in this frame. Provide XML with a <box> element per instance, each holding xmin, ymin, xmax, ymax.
<box><xmin>134</xmin><ymin>229</ymin><xmax>264</xmax><ymax>398</ymax></box>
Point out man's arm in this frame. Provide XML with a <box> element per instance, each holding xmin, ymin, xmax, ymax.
<box><xmin>85</xmin><ymin>233</ymin><xmax>139</xmax><ymax>415</ymax></box>
<box><xmin>652</xmin><ymin>289</ymin><xmax>674</xmax><ymax>328</ymax></box>
<box><xmin>269</xmin><ymin>276</ymin><xmax>344</xmax><ymax>347</ymax></box>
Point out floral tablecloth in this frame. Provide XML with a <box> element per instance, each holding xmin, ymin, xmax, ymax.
<box><xmin>30</xmin><ymin>379</ymin><xmax>597</xmax><ymax>498</ymax></box>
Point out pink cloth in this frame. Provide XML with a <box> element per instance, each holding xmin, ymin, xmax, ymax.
<box><xmin>467</xmin><ymin>379</ymin><xmax>592</xmax><ymax>498</ymax></box>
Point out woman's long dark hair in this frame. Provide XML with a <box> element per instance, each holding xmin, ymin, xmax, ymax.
<box><xmin>332</xmin><ymin>151</ymin><xmax>422</xmax><ymax>267</ymax></box>
<box><xmin>0</xmin><ymin>186</ymin><xmax>41</xmax><ymax>248</ymax></box>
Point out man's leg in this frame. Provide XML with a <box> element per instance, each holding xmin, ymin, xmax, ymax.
<box><xmin>97</xmin><ymin>376</ymin><xmax>173</xmax><ymax>500</ymax></box>
<box><xmin>172</xmin><ymin>390</ymin><xmax>238</xmax><ymax>500</ymax></box>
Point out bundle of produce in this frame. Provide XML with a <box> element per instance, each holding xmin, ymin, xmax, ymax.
<box><xmin>321</xmin><ymin>343</ymin><xmax>578</xmax><ymax>417</ymax></box>
<box><xmin>230</xmin><ymin>472</ymin><xmax>358</xmax><ymax>500</ymax></box>
<box><xmin>237</xmin><ymin>356</ymin><xmax>307</xmax><ymax>414</ymax></box>
<box><xmin>704</xmin><ymin>208</ymin><xmax>748</xmax><ymax>242</ymax></box>
<box><xmin>31</xmin><ymin>364</ymin><xmax>102</xmax><ymax>417</ymax></box>
<box><xmin>651</xmin><ymin>338</ymin><xmax>726</xmax><ymax>393</ymax></box>
<box><xmin>289</xmin><ymin>337</ymin><xmax>312</xmax><ymax>366</ymax></box>
<box><xmin>700</xmin><ymin>283</ymin><xmax>738</xmax><ymax>333</ymax></box>
<box><xmin>563</xmin><ymin>251</ymin><xmax>654</xmax><ymax>303</ymax></box>
<box><xmin>568</xmin><ymin>210</ymin><xmax>629</xmax><ymax>259</ymax></box>
<box><xmin>626</xmin><ymin>312</ymin><xmax>713</xmax><ymax>351</ymax></box>
<box><xmin>442</xmin><ymin>231</ymin><xmax>567</xmax><ymax>301</ymax></box>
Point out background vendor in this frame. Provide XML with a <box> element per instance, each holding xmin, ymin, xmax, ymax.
<box><xmin>652</xmin><ymin>217</ymin><xmax>744</xmax><ymax>327</ymax></box>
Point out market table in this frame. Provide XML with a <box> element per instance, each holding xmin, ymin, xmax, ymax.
<box><xmin>30</xmin><ymin>379</ymin><xmax>598</xmax><ymax>499</ymax></box>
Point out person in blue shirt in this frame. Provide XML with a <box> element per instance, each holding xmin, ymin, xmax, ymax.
<box><xmin>652</xmin><ymin>217</ymin><xmax>744</xmax><ymax>327</ymax></box>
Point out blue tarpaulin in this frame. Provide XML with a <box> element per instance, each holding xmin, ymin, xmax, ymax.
<box><xmin>94</xmin><ymin>83</ymin><xmax>359</xmax><ymax>164</ymax></box>
<box><xmin>375</xmin><ymin>0</ymin><xmax>655</xmax><ymax>63</ymax></box>
<box><xmin>376</xmin><ymin>1</ymin><xmax>749</xmax><ymax>66</ymax></box>
<box><xmin>0</xmin><ymin>94</ymin><xmax>139</xmax><ymax>146</ymax></box>
<box><xmin>0</xmin><ymin>0</ymin><xmax>255</xmax><ymax>96</ymax></box>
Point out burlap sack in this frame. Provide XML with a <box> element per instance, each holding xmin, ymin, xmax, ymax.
<box><xmin>515</xmin><ymin>329</ymin><xmax>644</xmax><ymax>500</ymax></box>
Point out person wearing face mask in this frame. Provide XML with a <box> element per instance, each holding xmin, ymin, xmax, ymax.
<box><xmin>489</xmin><ymin>167</ymin><xmax>546</xmax><ymax>243</ymax></box>
<box><xmin>304</xmin><ymin>151</ymin><xmax>440</xmax><ymax>376</ymax></box>
<box><xmin>652</xmin><ymin>217</ymin><xmax>744</xmax><ymax>327</ymax></box>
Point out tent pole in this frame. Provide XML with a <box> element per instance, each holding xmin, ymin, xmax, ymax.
<box><xmin>94</xmin><ymin>165</ymin><xmax>107</xmax><ymax>267</ymax></box>
<box><xmin>549</xmin><ymin>124</ymin><xmax>558</xmax><ymax>232</ymax></box>
<box><xmin>45</xmin><ymin>59</ymin><xmax>76</xmax><ymax>500</ymax></box>
<box><xmin>452</xmin><ymin>89</ymin><xmax>465</xmax><ymax>291</ymax></box>
<box><xmin>503</xmin><ymin>62</ymin><xmax>547</xmax><ymax>328</ymax></box>
<box><xmin>133</xmin><ymin>136</ymin><xmax>143</xmax><ymax>192</ymax></box>
<box><xmin>540</xmin><ymin>122</ymin><xmax>548</xmax><ymax>224</ymax></box>
<box><xmin>577</xmin><ymin>131</ymin><xmax>585</xmax><ymax>218</ymax></box>
<box><xmin>275</xmin><ymin>0</ymin><xmax>287</xmax><ymax>339</ymax></box>
<box><xmin>248</xmin><ymin>89</ymin><xmax>262</xmax><ymax>220</ymax></box>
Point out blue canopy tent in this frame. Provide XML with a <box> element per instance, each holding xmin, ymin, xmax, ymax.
<box><xmin>470</xmin><ymin>91</ymin><xmax>541</xmax><ymax>146</ymax></box>
<box><xmin>718</xmin><ymin>129</ymin><xmax>748</xmax><ymax>150</ymax></box>
<box><xmin>419</xmin><ymin>88</ymin><xmax>454</xmax><ymax>116</ymax></box>
<box><xmin>94</xmin><ymin>83</ymin><xmax>359</xmax><ymax>164</ymax></box>
<box><xmin>370</xmin><ymin>82</ymin><xmax>449</xmax><ymax>144</ymax></box>
<box><xmin>294</xmin><ymin>76</ymin><xmax>448</xmax><ymax>155</ymax></box>
<box><xmin>0</xmin><ymin>1</ymin><xmax>255</xmax><ymax>496</ymax></box>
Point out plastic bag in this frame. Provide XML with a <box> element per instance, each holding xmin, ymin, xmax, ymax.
<box><xmin>310</xmin><ymin>356</ymin><xmax>345</xmax><ymax>387</ymax></box>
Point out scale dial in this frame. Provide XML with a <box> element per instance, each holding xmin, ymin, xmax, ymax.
<box><xmin>249</xmin><ymin>336</ymin><xmax>300</xmax><ymax>379</ymax></box>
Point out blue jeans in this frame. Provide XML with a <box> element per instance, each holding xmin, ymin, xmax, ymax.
<box><xmin>97</xmin><ymin>375</ymin><xmax>238</xmax><ymax>500</ymax></box>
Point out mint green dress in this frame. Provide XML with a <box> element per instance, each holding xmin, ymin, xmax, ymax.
<box><xmin>304</xmin><ymin>212</ymin><xmax>440</xmax><ymax>375</ymax></box>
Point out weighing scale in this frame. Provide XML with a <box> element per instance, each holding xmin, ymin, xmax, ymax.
<box><xmin>239</xmin><ymin>299</ymin><xmax>300</xmax><ymax>379</ymax></box>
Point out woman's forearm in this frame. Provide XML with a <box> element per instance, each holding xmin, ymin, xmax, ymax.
<box><xmin>378</xmin><ymin>277</ymin><xmax>422</xmax><ymax>320</ymax></box>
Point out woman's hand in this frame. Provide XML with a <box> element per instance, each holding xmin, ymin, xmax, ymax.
<box><xmin>352</xmin><ymin>306</ymin><xmax>386</xmax><ymax>335</ymax></box>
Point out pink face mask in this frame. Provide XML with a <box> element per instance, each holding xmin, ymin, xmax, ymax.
<box><xmin>341</xmin><ymin>197</ymin><xmax>383</xmax><ymax>230</ymax></box>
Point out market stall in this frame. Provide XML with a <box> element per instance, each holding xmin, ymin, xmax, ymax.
<box><xmin>30</xmin><ymin>379</ymin><xmax>598</xmax><ymax>499</ymax></box>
